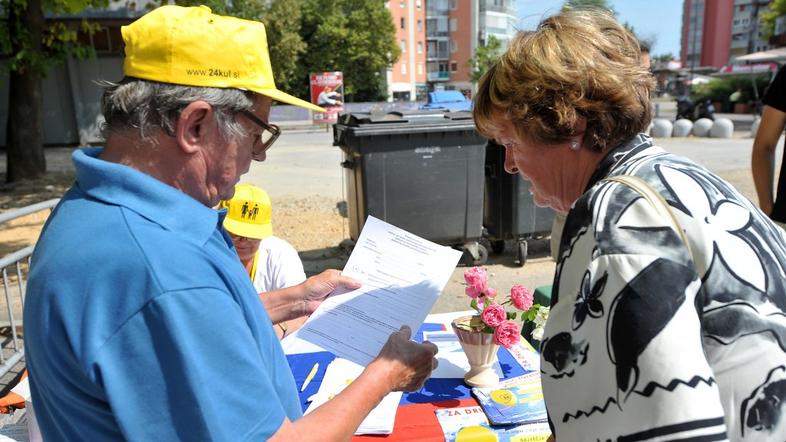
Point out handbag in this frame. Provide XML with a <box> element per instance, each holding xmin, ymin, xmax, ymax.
<box><xmin>602</xmin><ymin>175</ymin><xmax>693</xmax><ymax>259</ymax></box>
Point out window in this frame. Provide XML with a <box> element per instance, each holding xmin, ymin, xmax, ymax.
<box><xmin>450</xmin><ymin>18</ymin><xmax>457</xmax><ymax>32</ymax></box>
<box><xmin>401</xmin><ymin>63</ymin><xmax>407</xmax><ymax>74</ymax></box>
<box><xmin>451</xmin><ymin>61</ymin><xmax>457</xmax><ymax>72</ymax></box>
<box><xmin>416</xmin><ymin>0</ymin><xmax>421</xmax><ymax>8</ymax></box>
<box><xmin>401</xmin><ymin>17</ymin><xmax>405</xmax><ymax>29</ymax></box>
<box><xmin>417</xmin><ymin>41</ymin><xmax>423</xmax><ymax>53</ymax></box>
<box><xmin>450</xmin><ymin>40</ymin><xmax>457</xmax><ymax>53</ymax></box>
<box><xmin>400</xmin><ymin>0</ymin><xmax>404</xmax><ymax>7</ymax></box>
<box><xmin>401</xmin><ymin>39</ymin><xmax>407</xmax><ymax>51</ymax></box>
<box><xmin>449</xmin><ymin>0</ymin><xmax>457</xmax><ymax>9</ymax></box>
<box><xmin>417</xmin><ymin>19</ymin><xmax>422</xmax><ymax>32</ymax></box>
<box><xmin>417</xmin><ymin>63</ymin><xmax>423</xmax><ymax>74</ymax></box>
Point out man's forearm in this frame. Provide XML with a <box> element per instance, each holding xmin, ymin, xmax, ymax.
<box><xmin>259</xmin><ymin>285</ymin><xmax>305</xmax><ymax>324</ymax></box>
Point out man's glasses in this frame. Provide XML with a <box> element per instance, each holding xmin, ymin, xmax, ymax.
<box><xmin>239</xmin><ymin>110</ymin><xmax>281</xmax><ymax>160</ymax></box>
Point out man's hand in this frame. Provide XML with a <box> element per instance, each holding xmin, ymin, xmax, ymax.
<box><xmin>371</xmin><ymin>326</ymin><xmax>438</xmax><ymax>392</ymax></box>
<box><xmin>299</xmin><ymin>269</ymin><xmax>361</xmax><ymax>316</ymax></box>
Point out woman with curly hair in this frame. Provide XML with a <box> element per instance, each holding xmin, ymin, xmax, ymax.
<box><xmin>474</xmin><ymin>8</ymin><xmax>786</xmax><ymax>441</ymax></box>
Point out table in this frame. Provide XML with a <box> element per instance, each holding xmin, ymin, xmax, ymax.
<box><xmin>282</xmin><ymin>312</ymin><xmax>540</xmax><ymax>441</ymax></box>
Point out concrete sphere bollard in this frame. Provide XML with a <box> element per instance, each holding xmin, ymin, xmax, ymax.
<box><xmin>672</xmin><ymin>119</ymin><xmax>693</xmax><ymax>137</ymax></box>
<box><xmin>650</xmin><ymin>119</ymin><xmax>673</xmax><ymax>138</ymax></box>
<box><xmin>710</xmin><ymin>118</ymin><xmax>734</xmax><ymax>138</ymax></box>
<box><xmin>751</xmin><ymin>117</ymin><xmax>761</xmax><ymax>139</ymax></box>
<box><xmin>692</xmin><ymin>118</ymin><xmax>714</xmax><ymax>137</ymax></box>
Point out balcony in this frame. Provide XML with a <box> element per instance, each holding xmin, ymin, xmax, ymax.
<box><xmin>427</xmin><ymin>71</ymin><xmax>450</xmax><ymax>81</ymax></box>
<box><xmin>427</xmin><ymin>51</ymin><xmax>450</xmax><ymax>61</ymax></box>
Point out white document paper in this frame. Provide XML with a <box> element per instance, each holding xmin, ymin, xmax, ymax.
<box><xmin>305</xmin><ymin>358</ymin><xmax>401</xmax><ymax>435</ymax></box>
<box><xmin>298</xmin><ymin>216</ymin><xmax>462</xmax><ymax>366</ymax></box>
<box><xmin>423</xmin><ymin>331</ymin><xmax>502</xmax><ymax>379</ymax></box>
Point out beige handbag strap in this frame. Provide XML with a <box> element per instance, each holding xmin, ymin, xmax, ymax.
<box><xmin>603</xmin><ymin>175</ymin><xmax>693</xmax><ymax>260</ymax></box>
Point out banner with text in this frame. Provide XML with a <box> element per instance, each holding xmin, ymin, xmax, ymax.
<box><xmin>310</xmin><ymin>72</ymin><xmax>344</xmax><ymax>124</ymax></box>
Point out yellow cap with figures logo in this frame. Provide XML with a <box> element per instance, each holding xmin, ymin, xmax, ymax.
<box><xmin>121</xmin><ymin>5</ymin><xmax>325</xmax><ymax>112</ymax></box>
<box><xmin>218</xmin><ymin>184</ymin><xmax>273</xmax><ymax>240</ymax></box>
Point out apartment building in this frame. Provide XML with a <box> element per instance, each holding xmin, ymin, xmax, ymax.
<box><xmin>729</xmin><ymin>0</ymin><xmax>771</xmax><ymax>59</ymax></box>
<box><xmin>424</xmin><ymin>0</ymin><xmax>517</xmax><ymax>98</ymax></box>
<box><xmin>681</xmin><ymin>0</ymin><xmax>771</xmax><ymax>70</ymax></box>
<box><xmin>385</xmin><ymin>0</ymin><xmax>428</xmax><ymax>101</ymax></box>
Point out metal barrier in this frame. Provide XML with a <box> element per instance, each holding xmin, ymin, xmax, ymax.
<box><xmin>0</xmin><ymin>198</ymin><xmax>59</xmax><ymax>379</ymax></box>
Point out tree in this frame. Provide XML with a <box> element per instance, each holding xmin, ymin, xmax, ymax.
<box><xmin>171</xmin><ymin>0</ymin><xmax>305</xmax><ymax>94</ymax></box>
<box><xmin>761</xmin><ymin>0</ymin><xmax>786</xmax><ymax>39</ymax></box>
<box><xmin>468</xmin><ymin>35</ymin><xmax>502</xmax><ymax>84</ymax></box>
<box><xmin>562</xmin><ymin>0</ymin><xmax>615</xmax><ymax>15</ymax></box>
<box><xmin>653</xmin><ymin>53</ymin><xmax>675</xmax><ymax>64</ymax></box>
<box><xmin>0</xmin><ymin>0</ymin><xmax>105</xmax><ymax>183</ymax></box>
<box><xmin>294</xmin><ymin>0</ymin><xmax>399</xmax><ymax>102</ymax></box>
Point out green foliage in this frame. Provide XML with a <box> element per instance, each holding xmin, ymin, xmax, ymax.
<box><xmin>294</xmin><ymin>0</ymin><xmax>400</xmax><ymax>102</ymax></box>
<box><xmin>0</xmin><ymin>0</ymin><xmax>108</xmax><ymax>76</ymax></box>
<box><xmin>691</xmin><ymin>74</ymin><xmax>772</xmax><ymax>103</ymax></box>
<box><xmin>169</xmin><ymin>0</ymin><xmax>306</xmax><ymax>94</ymax></box>
<box><xmin>468</xmin><ymin>35</ymin><xmax>502</xmax><ymax>84</ymax></box>
<box><xmin>562</xmin><ymin>0</ymin><xmax>615</xmax><ymax>15</ymax></box>
<box><xmin>760</xmin><ymin>0</ymin><xmax>786</xmax><ymax>39</ymax></box>
<box><xmin>653</xmin><ymin>53</ymin><xmax>674</xmax><ymax>63</ymax></box>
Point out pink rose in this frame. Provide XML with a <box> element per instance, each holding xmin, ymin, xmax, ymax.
<box><xmin>464</xmin><ymin>267</ymin><xmax>488</xmax><ymax>299</ymax></box>
<box><xmin>510</xmin><ymin>284</ymin><xmax>533</xmax><ymax>311</ymax></box>
<box><xmin>484</xmin><ymin>287</ymin><xmax>497</xmax><ymax>299</ymax></box>
<box><xmin>466</xmin><ymin>285</ymin><xmax>483</xmax><ymax>299</ymax></box>
<box><xmin>493</xmin><ymin>320</ymin><xmax>521</xmax><ymax>349</ymax></box>
<box><xmin>481</xmin><ymin>303</ymin><xmax>506</xmax><ymax>327</ymax></box>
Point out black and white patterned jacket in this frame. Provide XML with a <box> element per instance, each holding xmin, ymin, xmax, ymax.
<box><xmin>542</xmin><ymin>134</ymin><xmax>786</xmax><ymax>441</ymax></box>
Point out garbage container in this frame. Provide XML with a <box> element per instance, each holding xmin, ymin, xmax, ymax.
<box><xmin>334</xmin><ymin>110</ymin><xmax>489</xmax><ymax>264</ymax></box>
<box><xmin>483</xmin><ymin>141</ymin><xmax>556</xmax><ymax>266</ymax></box>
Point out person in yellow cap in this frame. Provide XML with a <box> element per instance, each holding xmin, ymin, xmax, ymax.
<box><xmin>24</xmin><ymin>5</ymin><xmax>437</xmax><ymax>441</ymax></box>
<box><xmin>219</xmin><ymin>183</ymin><xmax>307</xmax><ymax>338</ymax></box>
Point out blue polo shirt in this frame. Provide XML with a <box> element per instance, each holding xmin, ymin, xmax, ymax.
<box><xmin>24</xmin><ymin>148</ymin><xmax>301</xmax><ymax>441</ymax></box>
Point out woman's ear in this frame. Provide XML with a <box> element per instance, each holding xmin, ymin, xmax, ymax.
<box><xmin>175</xmin><ymin>101</ymin><xmax>214</xmax><ymax>155</ymax></box>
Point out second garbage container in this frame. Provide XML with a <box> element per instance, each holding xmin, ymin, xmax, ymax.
<box><xmin>484</xmin><ymin>140</ymin><xmax>556</xmax><ymax>266</ymax></box>
<box><xmin>334</xmin><ymin>110</ymin><xmax>489</xmax><ymax>264</ymax></box>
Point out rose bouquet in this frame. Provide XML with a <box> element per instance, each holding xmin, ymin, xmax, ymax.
<box><xmin>459</xmin><ymin>266</ymin><xmax>550</xmax><ymax>349</ymax></box>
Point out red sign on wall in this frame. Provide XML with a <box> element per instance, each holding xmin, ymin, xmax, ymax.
<box><xmin>310</xmin><ymin>72</ymin><xmax>344</xmax><ymax>124</ymax></box>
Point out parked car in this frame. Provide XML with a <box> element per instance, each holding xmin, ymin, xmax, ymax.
<box><xmin>419</xmin><ymin>90</ymin><xmax>473</xmax><ymax>112</ymax></box>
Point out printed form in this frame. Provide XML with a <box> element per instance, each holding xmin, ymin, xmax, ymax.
<box><xmin>298</xmin><ymin>216</ymin><xmax>462</xmax><ymax>366</ymax></box>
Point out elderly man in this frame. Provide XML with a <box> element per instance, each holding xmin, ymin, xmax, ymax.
<box><xmin>24</xmin><ymin>5</ymin><xmax>437</xmax><ymax>441</ymax></box>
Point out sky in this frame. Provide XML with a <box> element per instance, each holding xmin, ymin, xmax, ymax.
<box><xmin>515</xmin><ymin>0</ymin><xmax>684</xmax><ymax>57</ymax></box>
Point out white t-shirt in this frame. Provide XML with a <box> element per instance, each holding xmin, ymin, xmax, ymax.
<box><xmin>251</xmin><ymin>236</ymin><xmax>306</xmax><ymax>292</ymax></box>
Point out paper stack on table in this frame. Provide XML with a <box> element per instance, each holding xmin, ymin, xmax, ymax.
<box><xmin>434</xmin><ymin>405</ymin><xmax>551</xmax><ymax>442</ymax></box>
<box><xmin>304</xmin><ymin>358</ymin><xmax>401</xmax><ymax>435</ymax></box>
<box><xmin>471</xmin><ymin>372</ymin><xmax>548</xmax><ymax>426</ymax></box>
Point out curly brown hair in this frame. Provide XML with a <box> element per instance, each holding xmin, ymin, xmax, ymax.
<box><xmin>473</xmin><ymin>8</ymin><xmax>655</xmax><ymax>152</ymax></box>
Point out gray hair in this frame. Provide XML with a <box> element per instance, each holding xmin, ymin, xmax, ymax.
<box><xmin>99</xmin><ymin>78</ymin><xmax>255</xmax><ymax>143</ymax></box>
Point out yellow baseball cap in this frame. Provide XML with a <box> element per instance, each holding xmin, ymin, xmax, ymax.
<box><xmin>121</xmin><ymin>5</ymin><xmax>325</xmax><ymax>112</ymax></box>
<box><xmin>218</xmin><ymin>184</ymin><xmax>273</xmax><ymax>240</ymax></box>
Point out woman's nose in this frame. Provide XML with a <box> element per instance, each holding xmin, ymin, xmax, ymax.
<box><xmin>503</xmin><ymin>147</ymin><xmax>519</xmax><ymax>174</ymax></box>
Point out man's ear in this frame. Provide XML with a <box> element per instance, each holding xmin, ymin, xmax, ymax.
<box><xmin>175</xmin><ymin>101</ymin><xmax>214</xmax><ymax>154</ymax></box>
